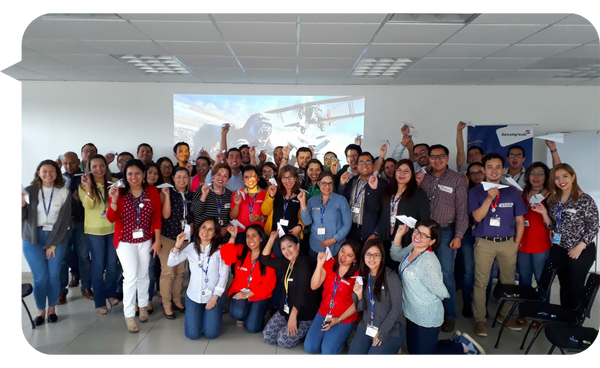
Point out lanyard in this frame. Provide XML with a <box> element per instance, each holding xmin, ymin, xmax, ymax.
<box><xmin>515</xmin><ymin>171</ymin><xmax>524</xmax><ymax>185</ymax></box>
<box><xmin>284</xmin><ymin>262</ymin><xmax>294</xmax><ymax>305</ymax></box>
<box><xmin>246</xmin><ymin>188</ymin><xmax>258</xmax><ymax>215</ymax></box>
<box><xmin>179</xmin><ymin>191</ymin><xmax>188</xmax><ymax>221</ymax></box>
<box><xmin>199</xmin><ymin>253</ymin><xmax>211</xmax><ymax>282</ymax></box>
<box><xmin>328</xmin><ymin>272</ymin><xmax>342</xmax><ymax>312</ymax></box>
<box><xmin>212</xmin><ymin>184</ymin><xmax>223</xmax><ymax>218</ymax></box>
<box><xmin>132</xmin><ymin>191</ymin><xmax>144</xmax><ymax>229</ymax></box>
<box><xmin>320</xmin><ymin>195</ymin><xmax>330</xmax><ymax>226</ymax></box>
<box><xmin>41</xmin><ymin>187</ymin><xmax>55</xmax><ymax>223</ymax></box>
<box><xmin>353</xmin><ymin>180</ymin><xmax>367</xmax><ymax>206</ymax></box>
<box><xmin>490</xmin><ymin>190</ymin><xmax>501</xmax><ymax>213</ymax></box>
<box><xmin>246</xmin><ymin>258</ymin><xmax>259</xmax><ymax>289</ymax></box>
<box><xmin>556</xmin><ymin>194</ymin><xmax>572</xmax><ymax>229</ymax></box>
<box><xmin>390</xmin><ymin>193</ymin><xmax>401</xmax><ymax>215</ymax></box>
<box><xmin>97</xmin><ymin>185</ymin><xmax>107</xmax><ymax>210</ymax></box>
<box><xmin>399</xmin><ymin>250</ymin><xmax>425</xmax><ymax>280</ymax></box>
<box><xmin>368</xmin><ymin>273</ymin><xmax>375</xmax><ymax>325</ymax></box>
<box><xmin>282</xmin><ymin>193</ymin><xmax>292</xmax><ymax>219</ymax></box>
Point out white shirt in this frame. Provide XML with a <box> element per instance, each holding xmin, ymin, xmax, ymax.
<box><xmin>502</xmin><ymin>167</ymin><xmax>527</xmax><ymax>190</ymax></box>
<box><xmin>167</xmin><ymin>242</ymin><xmax>229</xmax><ymax>304</ymax></box>
<box><xmin>37</xmin><ymin>186</ymin><xmax>69</xmax><ymax>227</ymax></box>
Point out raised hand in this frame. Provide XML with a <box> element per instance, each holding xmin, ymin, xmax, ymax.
<box><xmin>221</xmin><ymin>123</ymin><xmax>230</xmax><ymax>135</ymax></box>
<box><xmin>401</xmin><ymin>134</ymin><xmax>412</xmax><ymax>147</ymax></box>
<box><xmin>396</xmin><ymin>223</ymin><xmax>409</xmax><ymax>238</ymax></box>
<box><xmin>161</xmin><ymin>187</ymin><xmax>170</xmax><ymax>196</ymax></box>
<box><xmin>353</xmin><ymin>282</ymin><xmax>363</xmax><ymax>299</ymax></box>
<box><xmin>258</xmin><ymin>150</ymin><xmax>267</xmax><ymax>163</ymax></box>
<box><xmin>80</xmin><ymin>174</ymin><xmax>90</xmax><ymax>190</ymax></box>
<box><xmin>486</xmin><ymin>187</ymin><xmax>499</xmax><ymax>201</ymax></box>
<box><xmin>415</xmin><ymin>171</ymin><xmax>425</xmax><ymax>187</ymax></box>
<box><xmin>317</xmin><ymin>251</ymin><xmax>327</xmax><ymax>265</ymax></box>
<box><xmin>282</xmin><ymin>145</ymin><xmax>291</xmax><ymax>159</ymax></box>
<box><xmin>186</xmin><ymin>162</ymin><xmax>193</xmax><ymax>175</ymax></box>
<box><xmin>530</xmin><ymin>203</ymin><xmax>548</xmax><ymax>216</ymax></box>
<box><xmin>109</xmin><ymin>186</ymin><xmax>119</xmax><ymax>202</ymax></box>
<box><xmin>249</xmin><ymin>146</ymin><xmax>256</xmax><ymax>157</ymax></box>
<box><xmin>368</xmin><ymin>174</ymin><xmax>378</xmax><ymax>190</ymax></box>
<box><xmin>174</xmin><ymin>232</ymin><xmax>186</xmax><ymax>250</ymax></box>
<box><xmin>354</xmin><ymin>136</ymin><xmax>362</xmax><ymax>146</ymax></box>
<box><xmin>545</xmin><ymin>140</ymin><xmax>557</xmax><ymax>151</ymax></box>
<box><xmin>457</xmin><ymin>121</ymin><xmax>467</xmax><ymax>131</ymax></box>
<box><xmin>233</xmin><ymin>192</ymin><xmax>242</xmax><ymax>205</ymax></box>
<box><xmin>104</xmin><ymin>152</ymin><xmax>116</xmax><ymax>164</ymax></box>
<box><xmin>297</xmin><ymin>191</ymin><xmax>306</xmax><ymax>203</ymax></box>
<box><xmin>401</xmin><ymin>124</ymin><xmax>410</xmax><ymax>136</ymax></box>
<box><xmin>330</xmin><ymin>159</ymin><xmax>339</xmax><ymax>173</ymax></box>
<box><xmin>270</xmin><ymin>231</ymin><xmax>279</xmax><ymax>239</ymax></box>
<box><xmin>201</xmin><ymin>184</ymin><xmax>211</xmax><ymax>198</ymax></box>
<box><xmin>268</xmin><ymin>184</ymin><xmax>277</xmax><ymax>197</ymax></box>
<box><xmin>379</xmin><ymin>144</ymin><xmax>387</xmax><ymax>159</ymax></box>
<box><xmin>340</xmin><ymin>172</ymin><xmax>350</xmax><ymax>185</ymax></box>
<box><xmin>226</xmin><ymin>224</ymin><xmax>237</xmax><ymax>237</ymax></box>
<box><xmin>215</xmin><ymin>151</ymin><xmax>225</xmax><ymax>163</ymax></box>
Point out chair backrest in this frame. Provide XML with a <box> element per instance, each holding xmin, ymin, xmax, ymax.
<box><xmin>537</xmin><ymin>261</ymin><xmax>559</xmax><ymax>301</ymax></box>
<box><xmin>575</xmin><ymin>273</ymin><xmax>600</xmax><ymax>320</ymax></box>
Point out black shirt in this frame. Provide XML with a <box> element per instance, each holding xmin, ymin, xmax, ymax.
<box><xmin>271</xmin><ymin>193</ymin><xmax>301</xmax><ymax>233</ymax></box>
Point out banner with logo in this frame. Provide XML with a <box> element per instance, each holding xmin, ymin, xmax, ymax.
<box><xmin>467</xmin><ymin>125</ymin><xmax>535</xmax><ymax>168</ymax></box>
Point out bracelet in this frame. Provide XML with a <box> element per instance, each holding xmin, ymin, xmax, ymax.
<box><xmin>174</xmin><ymin>247</ymin><xmax>181</xmax><ymax>250</ymax></box>
<box><xmin>550</xmin><ymin>149</ymin><xmax>558</xmax><ymax>153</ymax></box>
<box><xmin>337</xmin><ymin>317</ymin><xmax>342</xmax><ymax>323</ymax></box>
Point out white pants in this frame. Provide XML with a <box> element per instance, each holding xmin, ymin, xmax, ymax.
<box><xmin>116</xmin><ymin>240</ymin><xmax>151</xmax><ymax>318</ymax></box>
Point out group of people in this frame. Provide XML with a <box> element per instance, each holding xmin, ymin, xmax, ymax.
<box><xmin>21</xmin><ymin>121</ymin><xmax>598</xmax><ymax>354</ymax></box>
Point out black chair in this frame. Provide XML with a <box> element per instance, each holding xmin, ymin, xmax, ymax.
<box><xmin>492</xmin><ymin>260</ymin><xmax>558</xmax><ymax>348</ymax></box>
<box><xmin>22</xmin><ymin>283</ymin><xmax>35</xmax><ymax>329</ymax></box>
<box><xmin>545</xmin><ymin>324</ymin><xmax>598</xmax><ymax>354</ymax></box>
<box><xmin>518</xmin><ymin>272</ymin><xmax>600</xmax><ymax>354</ymax></box>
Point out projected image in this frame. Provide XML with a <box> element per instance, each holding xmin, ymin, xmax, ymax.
<box><xmin>174</xmin><ymin>95</ymin><xmax>365</xmax><ymax>163</ymax></box>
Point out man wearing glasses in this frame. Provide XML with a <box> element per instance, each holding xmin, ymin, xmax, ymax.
<box><xmin>338</xmin><ymin>152</ymin><xmax>387</xmax><ymax>244</ymax></box>
<box><xmin>334</xmin><ymin>143</ymin><xmax>361</xmax><ymax>189</ymax></box>
<box><xmin>502</xmin><ymin>145</ymin><xmax>527</xmax><ymax>190</ymax></box>
<box><xmin>419</xmin><ymin>144</ymin><xmax>468</xmax><ymax>333</ymax></box>
<box><xmin>112</xmin><ymin>152</ymin><xmax>134</xmax><ymax>180</ymax></box>
<box><xmin>79</xmin><ymin>143</ymin><xmax>116</xmax><ymax>173</ymax></box>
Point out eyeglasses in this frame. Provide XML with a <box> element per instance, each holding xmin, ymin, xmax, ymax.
<box><xmin>414</xmin><ymin>150</ymin><xmax>427</xmax><ymax>157</ymax></box>
<box><xmin>82</xmin><ymin>149</ymin><xmax>97</xmax><ymax>155</ymax></box>
<box><xmin>357</xmin><ymin>160</ymin><xmax>373</xmax><ymax>166</ymax></box>
<box><xmin>346</xmin><ymin>154</ymin><xmax>358</xmax><ymax>159</ymax></box>
<box><xmin>429</xmin><ymin>154</ymin><xmax>447</xmax><ymax>161</ymax></box>
<box><xmin>530</xmin><ymin>172</ymin><xmax>545</xmax><ymax>177</ymax></box>
<box><xmin>414</xmin><ymin>228</ymin><xmax>432</xmax><ymax>240</ymax></box>
<box><xmin>160</xmin><ymin>165</ymin><xmax>172</xmax><ymax>170</ymax></box>
<box><xmin>117</xmin><ymin>158</ymin><xmax>132</xmax><ymax>164</ymax></box>
<box><xmin>365</xmin><ymin>252</ymin><xmax>382</xmax><ymax>260</ymax></box>
<box><xmin>324</xmin><ymin>157</ymin><xmax>337</xmax><ymax>162</ymax></box>
<box><xmin>507</xmin><ymin>154</ymin><xmax>524</xmax><ymax>159</ymax></box>
<box><xmin>262</xmin><ymin>170</ymin><xmax>274</xmax><ymax>174</ymax></box>
<box><xmin>318</xmin><ymin>181</ymin><xmax>334</xmax><ymax>187</ymax></box>
<box><xmin>395</xmin><ymin>169</ymin><xmax>412</xmax><ymax>175</ymax></box>
<box><xmin>281</xmin><ymin>177</ymin><xmax>295</xmax><ymax>182</ymax></box>
<box><xmin>469</xmin><ymin>171</ymin><xmax>485</xmax><ymax>177</ymax></box>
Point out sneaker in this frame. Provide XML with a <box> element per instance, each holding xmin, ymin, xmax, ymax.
<box><xmin>450</xmin><ymin>330</ymin><xmax>463</xmax><ymax>343</ymax></box>
<box><xmin>459</xmin><ymin>333</ymin><xmax>486</xmax><ymax>355</ymax></box>
<box><xmin>441</xmin><ymin>318</ymin><xmax>456</xmax><ymax>332</ymax></box>
<box><xmin>462</xmin><ymin>304</ymin><xmax>473</xmax><ymax>318</ymax></box>
<box><xmin>474</xmin><ymin>321</ymin><xmax>488</xmax><ymax>337</ymax></box>
<box><xmin>496</xmin><ymin>315</ymin><xmax>523</xmax><ymax>331</ymax></box>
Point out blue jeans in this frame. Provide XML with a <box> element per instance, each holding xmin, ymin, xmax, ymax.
<box><xmin>60</xmin><ymin>220</ymin><xmax>91</xmax><ymax>292</ymax></box>
<box><xmin>517</xmin><ymin>250</ymin><xmax>549</xmax><ymax>288</ymax></box>
<box><xmin>405</xmin><ymin>319</ymin><xmax>464</xmax><ymax>355</ymax></box>
<box><xmin>434</xmin><ymin>226</ymin><xmax>457</xmax><ymax>319</ymax></box>
<box><xmin>348</xmin><ymin>323</ymin><xmax>404</xmax><ymax>354</ymax></box>
<box><xmin>229</xmin><ymin>296</ymin><xmax>269</xmax><ymax>333</ymax></box>
<box><xmin>23</xmin><ymin>229</ymin><xmax>68</xmax><ymax>310</ymax></box>
<box><xmin>304</xmin><ymin>313</ymin><xmax>355</xmax><ymax>354</ymax></box>
<box><xmin>87</xmin><ymin>234</ymin><xmax>118</xmax><ymax>308</ymax></box>
<box><xmin>458</xmin><ymin>233</ymin><xmax>475</xmax><ymax>306</ymax></box>
<box><xmin>184</xmin><ymin>294</ymin><xmax>225</xmax><ymax>340</ymax></box>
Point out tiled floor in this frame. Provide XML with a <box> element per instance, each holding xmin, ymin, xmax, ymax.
<box><xmin>21</xmin><ymin>273</ymin><xmax>599</xmax><ymax>355</ymax></box>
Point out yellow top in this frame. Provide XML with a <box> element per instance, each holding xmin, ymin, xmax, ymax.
<box><xmin>78</xmin><ymin>178</ymin><xmax>117</xmax><ymax>236</ymax></box>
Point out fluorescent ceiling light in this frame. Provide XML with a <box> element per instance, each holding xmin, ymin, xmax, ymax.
<box><xmin>114</xmin><ymin>54</ymin><xmax>192</xmax><ymax>76</ymax></box>
<box><xmin>388</xmin><ymin>13</ymin><xmax>479</xmax><ymax>24</ymax></box>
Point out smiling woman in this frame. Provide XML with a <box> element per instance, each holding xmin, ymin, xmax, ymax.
<box><xmin>229</xmin><ymin>165</ymin><xmax>268</xmax><ymax>244</ymax></box>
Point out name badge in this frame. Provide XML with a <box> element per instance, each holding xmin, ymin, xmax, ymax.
<box><xmin>256</xmin><ymin>200</ymin><xmax>264</xmax><ymax>204</ymax></box>
<box><xmin>42</xmin><ymin>225</ymin><xmax>53</xmax><ymax>231</ymax></box>
<box><xmin>188</xmin><ymin>258</ymin><xmax>196</xmax><ymax>264</ymax></box>
<box><xmin>238</xmin><ymin>267</ymin><xmax>248</xmax><ymax>271</ymax></box>
<box><xmin>317</xmin><ymin>227</ymin><xmax>326</xmax><ymax>235</ymax></box>
<box><xmin>565</xmin><ymin>209</ymin><xmax>577</xmax><ymax>214</ymax></box>
<box><xmin>390</xmin><ymin>216</ymin><xmax>396</xmax><ymax>226</ymax></box>
<box><xmin>490</xmin><ymin>216</ymin><xmax>501</xmax><ymax>227</ymax></box>
<box><xmin>201</xmin><ymin>289</ymin><xmax>212</xmax><ymax>296</ymax></box>
<box><xmin>312</xmin><ymin>207</ymin><xmax>321</xmax><ymax>211</ymax></box>
<box><xmin>552</xmin><ymin>232</ymin><xmax>561</xmax><ymax>245</ymax></box>
<box><xmin>224</xmin><ymin>203</ymin><xmax>231</xmax><ymax>209</ymax></box>
<box><xmin>499</xmin><ymin>203</ymin><xmax>514</xmax><ymax>208</ymax></box>
<box><xmin>279</xmin><ymin>219</ymin><xmax>289</xmax><ymax>226</ymax></box>
<box><xmin>132</xmin><ymin>229</ymin><xmax>144</xmax><ymax>239</ymax></box>
<box><xmin>351</xmin><ymin>206</ymin><xmax>361</xmax><ymax>214</ymax></box>
<box><xmin>287</xmin><ymin>278</ymin><xmax>293</xmax><ymax>282</ymax></box>
<box><xmin>100</xmin><ymin>211</ymin><xmax>107</xmax><ymax>218</ymax></box>
<box><xmin>366</xmin><ymin>325</ymin><xmax>379</xmax><ymax>337</ymax></box>
<box><xmin>341</xmin><ymin>279</ymin><xmax>350</xmax><ymax>286</ymax></box>
<box><xmin>283</xmin><ymin>304</ymin><xmax>290</xmax><ymax>314</ymax></box>
<box><xmin>438</xmin><ymin>184</ymin><xmax>453</xmax><ymax>194</ymax></box>
<box><xmin>524</xmin><ymin>220</ymin><xmax>530</xmax><ymax>227</ymax></box>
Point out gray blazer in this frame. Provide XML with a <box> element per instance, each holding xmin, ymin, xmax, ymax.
<box><xmin>22</xmin><ymin>185</ymin><xmax>71</xmax><ymax>249</ymax></box>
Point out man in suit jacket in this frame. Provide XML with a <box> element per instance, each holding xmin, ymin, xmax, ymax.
<box><xmin>337</xmin><ymin>152</ymin><xmax>387</xmax><ymax>245</ymax></box>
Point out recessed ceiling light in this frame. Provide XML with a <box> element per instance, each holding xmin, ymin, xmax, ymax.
<box><xmin>114</xmin><ymin>54</ymin><xmax>193</xmax><ymax>76</ymax></box>
<box><xmin>351</xmin><ymin>57</ymin><xmax>414</xmax><ymax>78</ymax></box>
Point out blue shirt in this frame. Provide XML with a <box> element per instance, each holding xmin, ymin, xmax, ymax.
<box><xmin>468</xmin><ymin>184</ymin><xmax>528</xmax><ymax>238</ymax></box>
<box><xmin>300</xmin><ymin>192</ymin><xmax>351</xmax><ymax>256</ymax></box>
<box><xmin>204</xmin><ymin>169</ymin><xmax>244</xmax><ymax>192</ymax></box>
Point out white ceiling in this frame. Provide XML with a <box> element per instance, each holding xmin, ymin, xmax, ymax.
<box><xmin>3</xmin><ymin>13</ymin><xmax>600</xmax><ymax>86</ymax></box>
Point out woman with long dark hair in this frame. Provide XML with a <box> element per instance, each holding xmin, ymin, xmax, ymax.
<box><xmin>220</xmin><ymin>224</ymin><xmax>276</xmax><ymax>333</ymax></box>
<box><xmin>22</xmin><ymin>160</ymin><xmax>71</xmax><ymax>325</ymax></box>
<box><xmin>144</xmin><ymin>162</ymin><xmax>164</xmax><ymax>187</ymax></box>
<box><xmin>304</xmin><ymin>159</ymin><xmax>324</xmax><ymax>199</ymax></box>
<box><xmin>349</xmin><ymin>239</ymin><xmax>405</xmax><ymax>354</ymax></box>
<box><xmin>156</xmin><ymin>157</ymin><xmax>174</xmax><ymax>185</ymax></box>
<box><xmin>229</xmin><ymin>165</ymin><xmax>268</xmax><ymax>244</ymax></box>
<box><xmin>193</xmin><ymin>163</ymin><xmax>233</xmax><ymax>240</ymax></box>
<box><xmin>167</xmin><ymin>218</ymin><xmax>229</xmax><ymax>340</ymax></box>
<box><xmin>370</xmin><ymin>159</ymin><xmax>430</xmax><ymax>270</ymax></box>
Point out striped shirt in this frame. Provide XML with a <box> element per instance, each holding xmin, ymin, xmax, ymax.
<box><xmin>420</xmin><ymin>167</ymin><xmax>469</xmax><ymax>239</ymax></box>
<box><xmin>192</xmin><ymin>187</ymin><xmax>233</xmax><ymax>232</ymax></box>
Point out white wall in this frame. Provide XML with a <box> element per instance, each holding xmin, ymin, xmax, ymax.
<box><xmin>20</xmin><ymin>81</ymin><xmax>600</xmax><ymax>271</ymax></box>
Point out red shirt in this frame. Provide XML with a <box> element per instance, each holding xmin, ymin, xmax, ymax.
<box><xmin>191</xmin><ymin>175</ymin><xmax>204</xmax><ymax>193</ymax></box>
<box><xmin>106</xmin><ymin>185</ymin><xmax>162</xmax><ymax>248</ymax></box>
<box><xmin>519</xmin><ymin>194</ymin><xmax>551</xmax><ymax>254</ymax></box>
<box><xmin>220</xmin><ymin>242</ymin><xmax>276</xmax><ymax>302</ymax></box>
<box><xmin>231</xmin><ymin>189</ymin><xmax>267</xmax><ymax>231</ymax></box>
<box><xmin>317</xmin><ymin>259</ymin><xmax>359</xmax><ymax>323</ymax></box>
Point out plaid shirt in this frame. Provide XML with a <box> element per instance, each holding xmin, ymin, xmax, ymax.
<box><xmin>420</xmin><ymin>167</ymin><xmax>468</xmax><ymax>239</ymax></box>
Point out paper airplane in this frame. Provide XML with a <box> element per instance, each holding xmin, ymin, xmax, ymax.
<box><xmin>408</xmin><ymin>129</ymin><xmax>420</xmax><ymax>137</ymax></box>
<box><xmin>325</xmin><ymin>246</ymin><xmax>333</xmax><ymax>261</ymax></box>
<box><xmin>314</xmin><ymin>140</ymin><xmax>330</xmax><ymax>152</ymax></box>
<box><xmin>222</xmin><ymin>123</ymin><xmax>230</xmax><ymax>128</ymax></box>
<box><xmin>465</xmin><ymin>121</ymin><xmax>475</xmax><ymax>127</ymax></box>
<box><xmin>381</xmin><ymin>139</ymin><xmax>390</xmax><ymax>145</ymax></box>
<box><xmin>108</xmin><ymin>151</ymin><xmax>118</xmax><ymax>155</ymax></box>
<box><xmin>403</xmin><ymin>122</ymin><xmax>415</xmax><ymax>129</ymax></box>
<box><xmin>352</xmin><ymin>276</ymin><xmax>364</xmax><ymax>286</ymax></box>
<box><xmin>528</xmin><ymin>194</ymin><xmax>545</xmax><ymax>205</ymax></box>
<box><xmin>356</xmin><ymin>134</ymin><xmax>364</xmax><ymax>138</ymax></box>
<box><xmin>74</xmin><ymin>172</ymin><xmax>91</xmax><ymax>177</ymax></box>
<box><xmin>230</xmin><ymin>219</ymin><xmax>246</xmax><ymax>230</ymax></box>
<box><xmin>504</xmin><ymin>176</ymin><xmax>524</xmax><ymax>192</ymax></box>
<box><xmin>535</xmin><ymin>133</ymin><xmax>564</xmax><ymax>144</ymax></box>
<box><xmin>419</xmin><ymin>167</ymin><xmax>427</xmax><ymax>174</ymax></box>
<box><xmin>481</xmin><ymin>181</ymin><xmax>509</xmax><ymax>191</ymax></box>
<box><xmin>276</xmin><ymin>222</ymin><xmax>285</xmax><ymax>237</ymax></box>
<box><xmin>108</xmin><ymin>179</ymin><xmax>126</xmax><ymax>188</ymax></box>
<box><xmin>372</xmin><ymin>170</ymin><xmax>379</xmax><ymax>177</ymax></box>
<box><xmin>236</xmin><ymin>190</ymin><xmax>246</xmax><ymax>200</ymax></box>
<box><xmin>156</xmin><ymin>183</ymin><xmax>175</xmax><ymax>189</ymax></box>
<box><xmin>269</xmin><ymin>178</ymin><xmax>278</xmax><ymax>186</ymax></box>
<box><xmin>22</xmin><ymin>185</ymin><xmax>30</xmax><ymax>204</ymax></box>
<box><xmin>395</xmin><ymin>215</ymin><xmax>417</xmax><ymax>228</ymax></box>
<box><xmin>299</xmin><ymin>188</ymin><xmax>308</xmax><ymax>194</ymax></box>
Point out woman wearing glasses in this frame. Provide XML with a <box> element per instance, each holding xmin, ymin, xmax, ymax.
<box><xmin>370</xmin><ymin>159</ymin><xmax>430</xmax><ymax>271</ymax></box>
<box><xmin>299</xmin><ymin>172</ymin><xmax>352</xmax><ymax>259</ymax></box>
<box><xmin>390</xmin><ymin>220</ymin><xmax>484</xmax><ymax>354</ymax></box>
<box><xmin>349</xmin><ymin>239</ymin><xmax>405</xmax><ymax>354</ymax></box>
<box><xmin>167</xmin><ymin>218</ymin><xmax>229</xmax><ymax>340</ymax></box>
<box><xmin>156</xmin><ymin>157</ymin><xmax>174</xmax><ymax>185</ymax></box>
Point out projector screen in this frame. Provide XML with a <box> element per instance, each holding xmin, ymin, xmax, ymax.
<box><xmin>174</xmin><ymin>94</ymin><xmax>365</xmax><ymax>162</ymax></box>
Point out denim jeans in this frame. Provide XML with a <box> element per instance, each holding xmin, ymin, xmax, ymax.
<box><xmin>23</xmin><ymin>229</ymin><xmax>68</xmax><ymax>310</ymax></box>
<box><xmin>87</xmin><ymin>234</ymin><xmax>118</xmax><ymax>308</ymax></box>
<box><xmin>184</xmin><ymin>294</ymin><xmax>225</xmax><ymax>340</ymax></box>
<box><xmin>60</xmin><ymin>220</ymin><xmax>91</xmax><ymax>293</ymax></box>
<box><xmin>229</xmin><ymin>296</ymin><xmax>269</xmax><ymax>333</ymax></box>
<box><xmin>304</xmin><ymin>313</ymin><xmax>355</xmax><ymax>354</ymax></box>
<box><xmin>517</xmin><ymin>250</ymin><xmax>549</xmax><ymax>287</ymax></box>
<box><xmin>348</xmin><ymin>323</ymin><xmax>404</xmax><ymax>354</ymax></box>
<box><xmin>405</xmin><ymin>319</ymin><xmax>464</xmax><ymax>355</ymax></box>
<box><xmin>458</xmin><ymin>233</ymin><xmax>476</xmax><ymax>306</ymax></box>
<box><xmin>434</xmin><ymin>226</ymin><xmax>457</xmax><ymax>319</ymax></box>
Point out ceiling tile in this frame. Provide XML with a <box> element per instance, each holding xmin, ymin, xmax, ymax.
<box><xmin>218</xmin><ymin>22</ymin><xmax>297</xmax><ymax>42</ymax></box>
<box><xmin>44</xmin><ymin>54</ymin><xmax>124</xmax><ymax>67</ymax></box>
<box><xmin>17</xmin><ymin>53</ymin><xmax>73</xmax><ymax>68</ymax></box>
<box><xmin>300</xmin><ymin>14</ymin><xmax>387</xmax><ymax>23</ymax></box>
<box><xmin>299</xmin><ymin>43</ymin><xmax>367</xmax><ymax>58</ymax></box>
<box><xmin>399</xmin><ymin>69</ymin><xmax>460</xmax><ymax>79</ymax></box>
<box><xmin>374</xmin><ymin>23</ymin><xmax>463</xmax><ymax>43</ymax></box>
<box><xmin>145</xmin><ymin>74</ymin><xmax>204</xmax><ymax>83</ymax></box>
<box><xmin>300</xmin><ymin>23</ymin><xmax>380</xmax><ymax>43</ymax></box>
<box><xmin>522</xmin><ymin>57</ymin><xmax>599</xmax><ymax>69</ymax></box>
<box><xmin>23</xmin><ymin>39</ymin><xmax>102</xmax><ymax>54</ymax></box>
<box><xmin>466</xmin><ymin>58</ymin><xmax>542</xmax><ymax>69</ymax></box>
<box><xmin>489</xmin><ymin>44</ymin><xmax>578</xmax><ymax>58</ymax></box>
<box><xmin>245</xmin><ymin>69</ymin><xmax>296</xmax><ymax>83</ymax></box>
<box><xmin>471</xmin><ymin>14</ymin><xmax>571</xmax><ymax>25</ymax></box>
<box><xmin>297</xmin><ymin>78</ymin><xmax>345</xmax><ymax>85</ymax></box>
<box><xmin>550</xmin><ymin>44</ymin><xmax>600</xmax><ymax>59</ymax></box>
<box><xmin>411</xmin><ymin>57</ymin><xmax>481</xmax><ymax>70</ymax></box>
<box><xmin>343</xmin><ymin>77</ymin><xmax>394</xmax><ymax>85</ymax></box>
<box><xmin>365</xmin><ymin>43</ymin><xmax>439</xmax><ymax>58</ymax></box>
<box><xmin>230</xmin><ymin>42</ymin><xmax>296</xmax><ymax>57</ymax></box>
<box><xmin>298</xmin><ymin>57</ymin><xmax>356</xmax><ymax>69</ymax></box>
<box><xmin>480</xmin><ymin>78</ymin><xmax>546</xmax><ymax>85</ymax></box>
<box><xmin>437</xmin><ymin>70</ymin><xmax>513</xmax><ymax>84</ymax></box>
<box><xmin>518</xmin><ymin>25</ymin><xmax>599</xmax><ymax>44</ymax></box>
<box><xmin>554</xmin><ymin>14</ymin><xmax>595</xmax><ymax>26</ymax></box>
<box><xmin>80</xmin><ymin>66</ymin><xmax>152</xmax><ymax>81</ymax></box>
<box><xmin>1</xmin><ymin>65</ymin><xmax>61</xmax><ymax>80</ymax></box>
<box><xmin>446</xmin><ymin>25</ymin><xmax>547</xmax><ymax>44</ymax></box>
<box><xmin>391</xmin><ymin>77</ymin><xmax>440</xmax><ymax>85</ymax></box>
<box><xmin>176</xmin><ymin>55</ymin><xmax>240</xmax><ymax>68</ymax></box>
<box><xmin>530</xmin><ymin>77</ymin><xmax>593</xmax><ymax>85</ymax></box>
<box><xmin>118</xmin><ymin>14</ymin><xmax>211</xmax><ymax>21</ymax></box>
<box><xmin>130</xmin><ymin>21</ymin><xmax>222</xmax><ymax>42</ymax></box>
<box><xmin>237</xmin><ymin>57</ymin><xmax>296</xmax><ymax>69</ymax></box>
<box><xmin>44</xmin><ymin>19</ymin><xmax>150</xmax><ymax>40</ymax></box>
<box><xmin>187</xmin><ymin>67</ymin><xmax>248</xmax><ymax>83</ymax></box>
<box><xmin>81</xmin><ymin>40</ymin><xmax>167</xmax><ymax>54</ymax></box>
<box><xmin>24</xmin><ymin>19</ymin><xmax>75</xmax><ymax>39</ymax></box>
<box><xmin>297</xmin><ymin>69</ymin><xmax>349</xmax><ymax>79</ymax></box>
<box><xmin>212</xmin><ymin>14</ymin><xmax>298</xmax><ymax>22</ymax></box>
<box><xmin>42</xmin><ymin>70</ymin><xmax>108</xmax><ymax>81</ymax></box>
<box><xmin>428</xmin><ymin>44</ymin><xmax>509</xmax><ymax>57</ymax></box>
<box><xmin>500</xmin><ymin>70</ymin><xmax>569</xmax><ymax>79</ymax></box>
<box><xmin>156</xmin><ymin>41</ymin><xmax>232</xmax><ymax>56</ymax></box>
